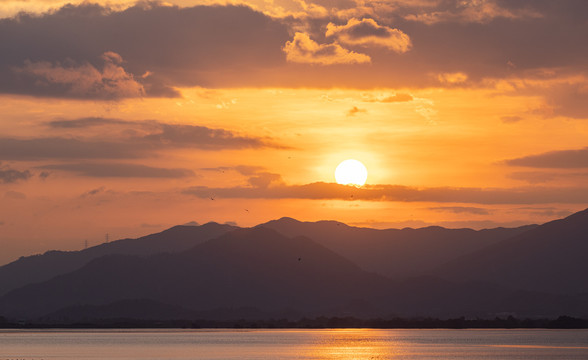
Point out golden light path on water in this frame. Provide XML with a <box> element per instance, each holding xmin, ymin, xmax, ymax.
<box><xmin>2</xmin><ymin>328</ymin><xmax>588</xmax><ymax>359</ymax></box>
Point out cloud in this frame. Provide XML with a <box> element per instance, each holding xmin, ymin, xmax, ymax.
<box><xmin>437</xmin><ymin>72</ymin><xmax>468</xmax><ymax>84</ymax></box>
<box><xmin>542</xmin><ymin>82</ymin><xmax>588</xmax><ymax>119</ymax></box>
<box><xmin>201</xmin><ymin>165</ymin><xmax>283</xmax><ymax>188</ymax></box>
<box><xmin>182</xmin><ymin>181</ymin><xmax>588</xmax><ymax>204</ymax></box>
<box><xmin>429</xmin><ymin>206</ymin><xmax>491</xmax><ymax>215</ymax></box>
<box><xmin>505</xmin><ymin>147</ymin><xmax>588</xmax><ymax>168</ymax></box>
<box><xmin>501</xmin><ymin>115</ymin><xmax>523</xmax><ymax>123</ymax></box>
<box><xmin>247</xmin><ymin>172</ymin><xmax>283</xmax><ymax>188</ymax></box>
<box><xmin>282</xmin><ymin>32</ymin><xmax>371</xmax><ymax>65</ymax></box>
<box><xmin>1</xmin><ymin>2</ymin><xmax>587</xmax><ymax>91</ymax></box>
<box><xmin>143</xmin><ymin>123</ymin><xmax>280</xmax><ymax>149</ymax></box>
<box><xmin>508</xmin><ymin>170</ymin><xmax>588</xmax><ymax>184</ymax></box>
<box><xmin>13</xmin><ymin>52</ymin><xmax>147</xmax><ymax>100</ymax></box>
<box><xmin>404</xmin><ymin>0</ymin><xmax>541</xmax><ymax>24</ymax></box>
<box><xmin>48</xmin><ymin>117</ymin><xmax>130</xmax><ymax>129</ymax></box>
<box><xmin>0</xmin><ymin>163</ymin><xmax>33</xmax><ymax>183</ymax></box>
<box><xmin>0</xmin><ymin>117</ymin><xmax>286</xmax><ymax>161</ymax></box>
<box><xmin>0</xmin><ymin>3</ymin><xmax>289</xmax><ymax>97</ymax></box>
<box><xmin>39</xmin><ymin>163</ymin><xmax>195</xmax><ymax>178</ymax></box>
<box><xmin>326</xmin><ymin>18</ymin><xmax>412</xmax><ymax>53</ymax></box>
<box><xmin>347</xmin><ymin>106</ymin><xmax>366</xmax><ymax>116</ymax></box>
<box><xmin>363</xmin><ymin>93</ymin><xmax>413</xmax><ymax>103</ymax></box>
<box><xmin>0</xmin><ymin>137</ymin><xmax>143</xmax><ymax>160</ymax></box>
<box><xmin>81</xmin><ymin>186</ymin><xmax>107</xmax><ymax>198</ymax></box>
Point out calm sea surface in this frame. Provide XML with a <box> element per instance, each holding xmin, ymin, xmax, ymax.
<box><xmin>1</xmin><ymin>328</ymin><xmax>587</xmax><ymax>359</ymax></box>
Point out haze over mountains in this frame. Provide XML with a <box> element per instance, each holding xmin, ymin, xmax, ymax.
<box><xmin>0</xmin><ymin>209</ymin><xmax>587</xmax><ymax>322</ymax></box>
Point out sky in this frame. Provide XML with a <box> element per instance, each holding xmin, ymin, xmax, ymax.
<box><xmin>1</xmin><ymin>0</ymin><xmax>588</xmax><ymax>265</ymax></box>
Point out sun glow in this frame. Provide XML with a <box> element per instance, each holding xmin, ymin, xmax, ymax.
<box><xmin>335</xmin><ymin>159</ymin><xmax>368</xmax><ymax>186</ymax></box>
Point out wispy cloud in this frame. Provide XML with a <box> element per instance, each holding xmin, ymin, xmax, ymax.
<box><xmin>429</xmin><ymin>206</ymin><xmax>491</xmax><ymax>215</ymax></box>
<box><xmin>39</xmin><ymin>163</ymin><xmax>195</xmax><ymax>178</ymax></box>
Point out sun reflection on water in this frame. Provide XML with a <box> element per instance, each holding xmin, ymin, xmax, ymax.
<box><xmin>304</xmin><ymin>329</ymin><xmax>402</xmax><ymax>359</ymax></box>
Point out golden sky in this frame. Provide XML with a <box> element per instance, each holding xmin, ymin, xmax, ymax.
<box><xmin>1</xmin><ymin>0</ymin><xmax>588</xmax><ymax>264</ymax></box>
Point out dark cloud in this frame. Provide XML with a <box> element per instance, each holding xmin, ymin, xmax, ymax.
<box><xmin>0</xmin><ymin>3</ymin><xmax>289</xmax><ymax>98</ymax></box>
<box><xmin>429</xmin><ymin>206</ymin><xmax>491</xmax><ymax>215</ymax></box>
<box><xmin>501</xmin><ymin>115</ymin><xmax>523</xmax><ymax>123</ymax></box>
<box><xmin>0</xmin><ymin>117</ymin><xmax>286</xmax><ymax>161</ymax></box>
<box><xmin>326</xmin><ymin>18</ymin><xmax>412</xmax><ymax>53</ymax></box>
<box><xmin>505</xmin><ymin>147</ymin><xmax>588</xmax><ymax>168</ymax></box>
<box><xmin>48</xmin><ymin>117</ymin><xmax>130</xmax><ymax>128</ymax></box>
<box><xmin>11</xmin><ymin>51</ymin><xmax>148</xmax><ymax>100</ymax></box>
<box><xmin>38</xmin><ymin>171</ymin><xmax>51</xmax><ymax>180</ymax></box>
<box><xmin>39</xmin><ymin>163</ymin><xmax>195</xmax><ymax>178</ymax></box>
<box><xmin>1</xmin><ymin>2</ymin><xmax>586</xmax><ymax>92</ymax></box>
<box><xmin>0</xmin><ymin>163</ymin><xmax>33</xmax><ymax>183</ymax></box>
<box><xmin>182</xmin><ymin>181</ymin><xmax>588</xmax><ymax>204</ymax></box>
<box><xmin>81</xmin><ymin>186</ymin><xmax>106</xmax><ymax>198</ymax></box>
<box><xmin>143</xmin><ymin>124</ymin><xmax>276</xmax><ymax>149</ymax></box>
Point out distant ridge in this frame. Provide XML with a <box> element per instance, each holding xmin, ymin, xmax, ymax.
<box><xmin>261</xmin><ymin>217</ymin><xmax>535</xmax><ymax>278</ymax></box>
<box><xmin>2</xmin><ymin>210</ymin><xmax>588</xmax><ymax>322</ymax></box>
<box><xmin>0</xmin><ymin>222</ymin><xmax>237</xmax><ymax>296</ymax></box>
<box><xmin>434</xmin><ymin>208</ymin><xmax>588</xmax><ymax>294</ymax></box>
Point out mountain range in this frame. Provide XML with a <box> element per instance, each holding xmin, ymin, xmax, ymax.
<box><xmin>1</xmin><ymin>209</ymin><xmax>587</xmax><ymax>322</ymax></box>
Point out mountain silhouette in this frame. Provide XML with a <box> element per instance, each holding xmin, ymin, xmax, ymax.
<box><xmin>1</xmin><ymin>225</ymin><xmax>587</xmax><ymax>321</ymax></box>
<box><xmin>0</xmin><ymin>227</ymin><xmax>391</xmax><ymax>319</ymax></box>
<box><xmin>0</xmin><ymin>222</ymin><xmax>236</xmax><ymax>296</ymax></box>
<box><xmin>261</xmin><ymin>217</ymin><xmax>535</xmax><ymax>278</ymax></box>
<box><xmin>434</xmin><ymin>208</ymin><xmax>588</xmax><ymax>294</ymax></box>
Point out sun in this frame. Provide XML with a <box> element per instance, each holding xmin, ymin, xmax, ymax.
<box><xmin>335</xmin><ymin>159</ymin><xmax>368</xmax><ymax>186</ymax></box>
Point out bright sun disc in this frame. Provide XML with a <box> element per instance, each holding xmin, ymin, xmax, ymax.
<box><xmin>335</xmin><ymin>159</ymin><xmax>368</xmax><ymax>186</ymax></box>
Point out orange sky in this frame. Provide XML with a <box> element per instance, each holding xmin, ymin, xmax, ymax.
<box><xmin>1</xmin><ymin>0</ymin><xmax>588</xmax><ymax>265</ymax></box>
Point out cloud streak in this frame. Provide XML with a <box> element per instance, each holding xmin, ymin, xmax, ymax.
<box><xmin>505</xmin><ymin>147</ymin><xmax>588</xmax><ymax>168</ymax></box>
<box><xmin>39</xmin><ymin>163</ymin><xmax>195</xmax><ymax>178</ymax></box>
<box><xmin>182</xmin><ymin>182</ymin><xmax>588</xmax><ymax>204</ymax></box>
<box><xmin>0</xmin><ymin>117</ymin><xmax>287</xmax><ymax>161</ymax></box>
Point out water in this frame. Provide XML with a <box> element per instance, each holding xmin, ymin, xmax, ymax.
<box><xmin>1</xmin><ymin>328</ymin><xmax>587</xmax><ymax>359</ymax></box>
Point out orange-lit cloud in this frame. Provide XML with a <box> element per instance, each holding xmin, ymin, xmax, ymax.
<box><xmin>326</xmin><ymin>18</ymin><xmax>412</xmax><ymax>53</ymax></box>
<box><xmin>437</xmin><ymin>72</ymin><xmax>468</xmax><ymax>84</ymax></box>
<box><xmin>283</xmin><ymin>32</ymin><xmax>371</xmax><ymax>65</ymax></box>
